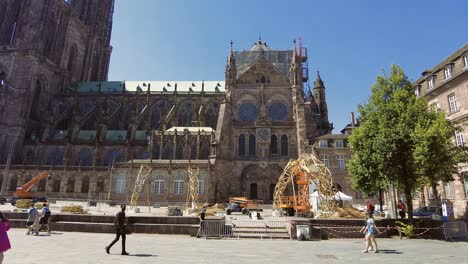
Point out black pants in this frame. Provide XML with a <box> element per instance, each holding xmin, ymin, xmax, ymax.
<box><xmin>399</xmin><ymin>210</ymin><xmax>406</xmax><ymax>219</ymax></box>
<box><xmin>108</xmin><ymin>227</ymin><xmax>126</xmax><ymax>253</ymax></box>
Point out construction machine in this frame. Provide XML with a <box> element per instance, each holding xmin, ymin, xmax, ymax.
<box><xmin>225</xmin><ymin>197</ymin><xmax>263</xmax><ymax>215</ymax></box>
<box><xmin>273</xmin><ymin>153</ymin><xmax>335</xmax><ymax>217</ymax></box>
<box><xmin>11</xmin><ymin>171</ymin><xmax>50</xmax><ymax>205</ymax></box>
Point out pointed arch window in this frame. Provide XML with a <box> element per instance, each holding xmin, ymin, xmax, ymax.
<box><xmin>76</xmin><ymin>148</ymin><xmax>93</xmax><ymax>166</ymax></box>
<box><xmin>281</xmin><ymin>135</ymin><xmax>288</xmax><ymax>156</ymax></box>
<box><xmin>249</xmin><ymin>134</ymin><xmax>256</xmax><ymax>157</ymax></box>
<box><xmin>176</xmin><ymin>141</ymin><xmax>184</xmax><ymax>159</ymax></box>
<box><xmin>0</xmin><ymin>1</ymin><xmax>21</xmax><ymax>45</ymax></box>
<box><xmin>66</xmin><ymin>177</ymin><xmax>75</xmax><ymax>193</ymax></box>
<box><xmin>190</xmin><ymin>144</ymin><xmax>197</xmax><ymax>160</ymax></box>
<box><xmin>104</xmin><ymin>150</ymin><xmax>121</xmax><ymax>166</ymax></box>
<box><xmin>238</xmin><ymin>134</ymin><xmax>246</xmax><ymax>157</ymax></box>
<box><xmin>38</xmin><ymin>179</ymin><xmax>47</xmax><ymax>192</ymax></box>
<box><xmin>178</xmin><ymin>102</ymin><xmax>194</xmax><ymax>127</ymax></box>
<box><xmin>8</xmin><ymin>176</ymin><xmax>18</xmax><ymax>192</ymax></box>
<box><xmin>205</xmin><ymin>103</ymin><xmax>219</xmax><ymax>129</ymax></box>
<box><xmin>270</xmin><ymin>135</ymin><xmax>278</xmax><ymax>156</ymax></box>
<box><xmin>81</xmin><ymin>176</ymin><xmax>90</xmax><ymax>193</ymax></box>
<box><xmin>67</xmin><ymin>45</ymin><xmax>78</xmax><ymax>80</ymax></box>
<box><xmin>52</xmin><ymin>177</ymin><xmax>61</xmax><ymax>192</ymax></box>
<box><xmin>24</xmin><ymin>149</ymin><xmax>35</xmax><ymax>165</ymax></box>
<box><xmin>162</xmin><ymin>140</ymin><xmax>173</xmax><ymax>160</ymax></box>
<box><xmin>200</xmin><ymin>142</ymin><xmax>210</xmax><ymax>159</ymax></box>
<box><xmin>30</xmin><ymin>79</ymin><xmax>44</xmax><ymax>121</ymax></box>
<box><xmin>47</xmin><ymin>147</ymin><xmax>63</xmax><ymax>165</ymax></box>
<box><xmin>151</xmin><ymin>100</ymin><xmax>172</xmax><ymax>130</ymax></box>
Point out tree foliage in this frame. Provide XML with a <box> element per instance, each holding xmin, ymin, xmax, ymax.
<box><xmin>347</xmin><ymin>65</ymin><xmax>462</xmax><ymax>221</ymax></box>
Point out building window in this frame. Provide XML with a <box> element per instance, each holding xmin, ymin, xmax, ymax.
<box><xmin>270</xmin><ymin>135</ymin><xmax>278</xmax><ymax>156</ymax></box>
<box><xmin>174</xmin><ymin>178</ymin><xmax>185</xmax><ymax>194</ymax></box>
<box><xmin>198</xmin><ymin>175</ymin><xmax>204</xmax><ymax>195</ymax></box>
<box><xmin>115</xmin><ymin>174</ymin><xmax>126</xmax><ymax>194</ymax></box>
<box><xmin>319</xmin><ymin>140</ymin><xmax>328</xmax><ymax>148</ymax></box>
<box><xmin>427</xmin><ymin>76</ymin><xmax>435</xmax><ymax>90</ymax></box>
<box><xmin>455</xmin><ymin>130</ymin><xmax>465</xmax><ymax>147</ymax></box>
<box><xmin>280</xmin><ymin>135</ymin><xmax>288</xmax><ymax>156</ymax></box>
<box><xmin>464</xmin><ymin>54</ymin><xmax>468</xmax><ymax>68</ymax></box>
<box><xmin>66</xmin><ymin>177</ymin><xmax>75</xmax><ymax>193</ymax></box>
<box><xmin>154</xmin><ymin>176</ymin><xmax>165</xmax><ymax>194</ymax></box>
<box><xmin>337</xmin><ymin>155</ymin><xmax>345</xmax><ymax>169</ymax></box>
<box><xmin>238</xmin><ymin>134</ymin><xmax>245</xmax><ymax>157</ymax></box>
<box><xmin>320</xmin><ymin>154</ymin><xmax>329</xmax><ymax>168</ymax></box>
<box><xmin>428</xmin><ymin>187</ymin><xmax>434</xmax><ymax>200</ymax></box>
<box><xmin>444</xmin><ymin>182</ymin><xmax>453</xmax><ymax>199</ymax></box>
<box><xmin>335</xmin><ymin>140</ymin><xmax>343</xmax><ymax>148</ymax></box>
<box><xmin>448</xmin><ymin>93</ymin><xmax>458</xmax><ymax>113</ymax></box>
<box><xmin>444</xmin><ymin>66</ymin><xmax>452</xmax><ymax>80</ymax></box>
<box><xmin>414</xmin><ymin>85</ymin><xmax>421</xmax><ymax>97</ymax></box>
<box><xmin>248</xmin><ymin>134</ymin><xmax>256</xmax><ymax>157</ymax></box>
<box><xmin>464</xmin><ymin>174</ymin><xmax>468</xmax><ymax>198</ymax></box>
<box><xmin>81</xmin><ymin>176</ymin><xmax>90</xmax><ymax>193</ymax></box>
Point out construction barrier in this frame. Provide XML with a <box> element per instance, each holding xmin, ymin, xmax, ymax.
<box><xmin>198</xmin><ymin>220</ymin><xmax>290</xmax><ymax>239</ymax></box>
<box><xmin>443</xmin><ymin>221</ymin><xmax>468</xmax><ymax>241</ymax></box>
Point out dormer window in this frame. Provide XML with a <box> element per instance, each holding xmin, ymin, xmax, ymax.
<box><xmin>335</xmin><ymin>140</ymin><xmax>343</xmax><ymax>148</ymax></box>
<box><xmin>414</xmin><ymin>85</ymin><xmax>421</xmax><ymax>97</ymax></box>
<box><xmin>464</xmin><ymin>54</ymin><xmax>468</xmax><ymax>68</ymax></box>
<box><xmin>427</xmin><ymin>76</ymin><xmax>435</xmax><ymax>90</ymax></box>
<box><xmin>444</xmin><ymin>65</ymin><xmax>453</xmax><ymax>80</ymax></box>
<box><xmin>319</xmin><ymin>140</ymin><xmax>328</xmax><ymax>148</ymax></box>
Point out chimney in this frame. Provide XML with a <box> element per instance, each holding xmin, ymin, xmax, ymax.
<box><xmin>351</xmin><ymin>112</ymin><xmax>355</xmax><ymax>127</ymax></box>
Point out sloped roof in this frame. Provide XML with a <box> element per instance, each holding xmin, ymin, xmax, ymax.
<box><xmin>234</xmin><ymin>50</ymin><xmax>293</xmax><ymax>79</ymax></box>
<box><xmin>77</xmin><ymin>81</ymin><xmax>225</xmax><ymax>94</ymax></box>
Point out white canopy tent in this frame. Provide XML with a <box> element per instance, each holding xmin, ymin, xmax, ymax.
<box><xmin>334</xmin><ymin>191</ymin><xmax>353</xmax><ymax>202</ymax></box>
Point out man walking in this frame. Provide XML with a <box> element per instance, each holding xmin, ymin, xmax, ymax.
<box><xmin>26</xmin><ymin>203</ymin><xmax>37</xmax><ymax>235</ymax></box>
<box><xmin>39</xmin><ymin>203</ymin><xmax>51</xmax><ymax>234</ymax></box>
<box><xmin>105</xmin><ymin>204</ymin><xmax>129</xmax><ymax>255</ymax></box>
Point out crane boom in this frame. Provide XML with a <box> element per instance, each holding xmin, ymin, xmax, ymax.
<box><xmin>15</xmin><ymin>171</ymin><xmax>49</xmax><ymax>198</ymax></box>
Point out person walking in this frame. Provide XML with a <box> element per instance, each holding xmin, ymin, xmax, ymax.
<box><xmin>398</xmin><ymin>200</ymin><xmax>406</xmax><ymax>219</ymax></box>
<box><xmin>360</xmin><ymin>215</ymin><xmax>380</xmax><ymax>253</ymax></box>
<box><xmin>365</xmin><ymin>199</ymin><xmax>374</xmax><ymax>218</ymax></box>
<box><xmin>0</xmin><ymin>212</ymin><xmax>11</xmax><ymax>264</ymax></box>
<box><xmin>26</xmin><ymin>203</ymin><xmax>38</xmax><ymax>235</ymax></box>
<box><xmin>105</xmin><ymin>204</ymin><xmax>129</xmax><ymax>255</ymax></box>
<box><xmin>196</xmin><ymin>205</ymin><xmax>207</xmax><ymax>238</ymax></box>
<box><xmin>39</xmin><ymin>203</ymin><xmax>51</xmax><ymax>234</ymax></box>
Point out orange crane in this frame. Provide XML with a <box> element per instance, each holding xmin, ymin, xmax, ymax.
<box><xmin>14</xmin><ymin>171</ymin><xmax>50</xmax><ymax>198</ymax></box>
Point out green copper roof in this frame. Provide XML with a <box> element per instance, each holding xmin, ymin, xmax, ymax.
<box><xmin>77</xmin><ymin>81</ymin><xmax>225</xmax><ymax>94</ymax></box>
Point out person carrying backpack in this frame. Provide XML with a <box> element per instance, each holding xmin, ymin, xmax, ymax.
<box><xmin>40</xmin><ymin>203</ymin><xmax>51</xmax><ymax>234</ymax></box>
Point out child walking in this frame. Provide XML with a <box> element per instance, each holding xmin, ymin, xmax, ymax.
<box><xmin>360</xmin><ymin>215</ymin><xmax>380</xmax><ymax>253</ymax></box>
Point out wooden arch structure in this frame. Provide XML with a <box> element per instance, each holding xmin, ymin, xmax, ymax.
<box><xmin>273</xmin><ymin>153</ymin><xmax>335</xmax><ymax>216</ymax></box>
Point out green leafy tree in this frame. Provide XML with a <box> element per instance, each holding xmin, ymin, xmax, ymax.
<box><xmin>348</xmin><ymin>65</ymin><xmax>462</xmax><ymax>222</ymax></box>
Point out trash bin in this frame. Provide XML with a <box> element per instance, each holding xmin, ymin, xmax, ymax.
<box><xmin>296</xmin><ymin>225</ymin><xmax>310</xmax><ymax>241</ymax></box>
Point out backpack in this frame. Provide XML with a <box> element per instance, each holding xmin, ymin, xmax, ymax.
<box><xmin>44</xmin><ymin>207</ymin><xmax>51</xmax><ymax>217</ymax></box>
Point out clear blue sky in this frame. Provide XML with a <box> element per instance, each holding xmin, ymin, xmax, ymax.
<box><xmin>108</xmin><ymin>0</ymin><xmax>468</xmax><ymax>133</ymax></box>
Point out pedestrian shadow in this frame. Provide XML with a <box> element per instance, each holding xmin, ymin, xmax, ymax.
<box><xmin>132</xmin><ymin>254</ymin><xmax>158</xmax><ymax>257</ymax></box>
<box><xmin>378</xmin><ymin>249</ymin><xmax>402</xmax><ymax>254</ymax></box>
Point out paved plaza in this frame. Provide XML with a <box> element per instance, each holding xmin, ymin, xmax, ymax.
<box><xmin>4</xmin><ymin>228</ymin><xmax>467</xmax><ymax>264</ymax></box>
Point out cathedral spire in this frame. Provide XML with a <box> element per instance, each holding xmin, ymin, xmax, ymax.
<box><xmin>226</xmin><ymin>40</ymin><xmax>237</xmax><ymax>87</ymax></box>
<box><xmin>314</xmin><ymin>71</ymin><xmax>324</xmax><ymax>88</ymax></box>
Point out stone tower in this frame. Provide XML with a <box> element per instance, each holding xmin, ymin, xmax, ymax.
<box><xmin>0</xmin><ymin>0</ymin><xmax>114</xmax><ymax>164</ymax></box>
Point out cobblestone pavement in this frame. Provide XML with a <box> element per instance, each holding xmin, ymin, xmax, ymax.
<box><xmin>4</xmin><ymin>229</ymin><xmax>468</xmax><ymax>264</ymax></box>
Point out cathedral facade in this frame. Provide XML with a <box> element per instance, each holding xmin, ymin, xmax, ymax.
<box><xmin>0</xmin><ymin>0</ymin><xmax>333</xmax><ymax>205</ymax></box>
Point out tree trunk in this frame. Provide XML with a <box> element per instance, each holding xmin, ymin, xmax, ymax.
<box><xmin>431</xmin><ymin>181</ymin><xmax>441</xmax><ymax>215</ymax></box>
<box><xmin>404</xmin><ymin>186</ymin><xmax>414</xmax><ymax>223</ymax></box>
<box><xmin>378</xmin><ymin>189</ymin><xmax>383</xmax><ymax>212</ymax></box>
